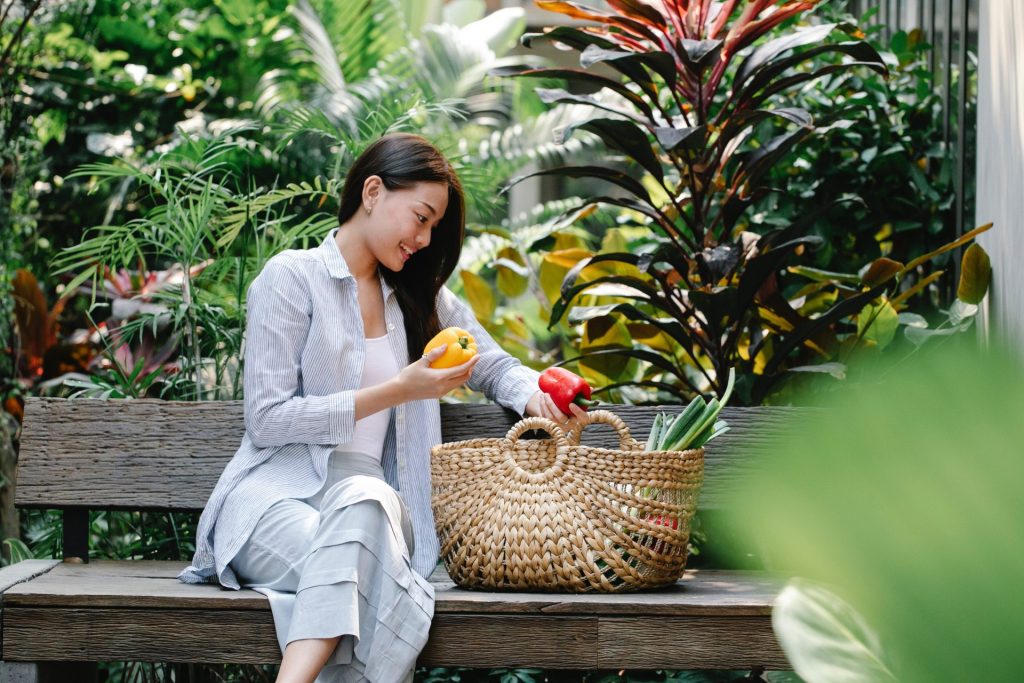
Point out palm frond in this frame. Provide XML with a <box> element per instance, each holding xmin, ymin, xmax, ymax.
<box><xmin>218</xmin><ymin>177</ymin><xmax>341</xmax><ymax>248</ymax></box>
<box><xmin>292</xmin><ymin>0</ymin><xmax>346</xmax><ymax>93</ymax></box>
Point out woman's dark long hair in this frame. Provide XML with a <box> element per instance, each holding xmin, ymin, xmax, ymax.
<box><xmin>337</xmin><ymin>133</ymin><xmax>465</xmax><ymax>361</ymax></box>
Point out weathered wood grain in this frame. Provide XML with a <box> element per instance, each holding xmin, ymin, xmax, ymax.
<box><xmin>1</xmin><ymin>561</ymin><xmax>784</xmax><ymax>668</ymax></box>
<box><xmin>17</xmin><ymin>398</ymin><xmax>801</xmax><ymax>511</ymax></box>
<box><xmin>2</xmin><ymin>608</ymin><xmax>781</xmax><ymax>669</ymax></box>
<box><xmin>2</xmin><ymin>608</ymin><xmax>281</xmax><ymax>664</ymax></box>
<box><xmin>2</xmin><ymin>561</ymin><xmax>781</xmax><ymax>617</ymax></box>
<box><xmin>420</xmin><ymin>615</ymin><xmax>599</xmax><ymax>668</ymax></box>
<box><xmin>598</xmin><ymin>616</ymin><xmax>788</xmax><ymax>669</ymax></box>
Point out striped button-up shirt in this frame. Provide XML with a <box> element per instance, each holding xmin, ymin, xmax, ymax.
<box><xmin>179</xmin><ymin>229</ymin><xmax>539</xmax><ymax>588</ymax></box>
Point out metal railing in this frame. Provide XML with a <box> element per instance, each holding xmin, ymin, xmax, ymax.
<box><xmin>852</xmin><ymin>0</ymin><xmax>979</xmax><ymax>283</ymax></box>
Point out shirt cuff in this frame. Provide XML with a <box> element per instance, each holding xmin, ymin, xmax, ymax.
<box><xmin>329</xmin><ymin>389</ymin><xmax>357</xmax><ymax>444</ymax></box>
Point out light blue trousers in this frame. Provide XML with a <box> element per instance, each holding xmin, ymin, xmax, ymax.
<box><xmin>230</xmin><ymin>451</ymin><xmax>433</xmax><ymax>683</ymax></box>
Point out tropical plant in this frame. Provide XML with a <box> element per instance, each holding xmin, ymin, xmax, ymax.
<box><xmin>495</xmin><ymin>0</ymin><xmax>986</xmax><ymax>404</ymax></box>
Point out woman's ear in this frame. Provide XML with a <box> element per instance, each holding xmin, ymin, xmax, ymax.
<box><xmin>362</xmin><ymin>175</ymin><xmax>383</xmax><ymax>215</ymax></box>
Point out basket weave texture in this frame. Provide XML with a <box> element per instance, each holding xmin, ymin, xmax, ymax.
<box><xmin>431</xmin><ymin>410</ymin><xmax>704</xmax><ymax>592</ymax></box>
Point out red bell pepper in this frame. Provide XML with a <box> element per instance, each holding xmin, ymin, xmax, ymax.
<box><xmin>646</xmin><ymin>515</ymin><xmax>680</xmax><ymax>555</ymax></box>
<box><xmin>538</xmin><ymin>367</ymin><xmax>600</xmax><ymax>414</ymax></box>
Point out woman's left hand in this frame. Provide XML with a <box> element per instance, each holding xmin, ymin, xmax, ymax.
<box><xmin>525</xmin><ymin>389</ymin><xmax>588</xmax><ymax>432</ymax></box>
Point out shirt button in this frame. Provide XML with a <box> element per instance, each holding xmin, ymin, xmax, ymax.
<box><xmin>388</xmin><ymin>323</ymin><xmax>395</xmax><ymax>331</ymax></box>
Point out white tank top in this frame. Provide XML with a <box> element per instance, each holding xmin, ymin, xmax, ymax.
<box><xmin>334</xmin><ymin>334</ymin><xmax>400</xmax><ymax>462</ymax></box>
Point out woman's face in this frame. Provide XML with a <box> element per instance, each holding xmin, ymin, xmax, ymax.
<box><xmin>367</xmin><ymin>179</ymin><xmax>449</xmax><ymax>272</ymax></box>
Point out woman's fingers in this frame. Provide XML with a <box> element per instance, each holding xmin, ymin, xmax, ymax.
<box><xmin>544</xmin><ymin>393</ymin><xmax>570</xmax><ymax>425</ymax></box>
<box><xmin>421</xmin><ymin>344</ymin><xmax>448</xmax><ymax>365</ymax></box>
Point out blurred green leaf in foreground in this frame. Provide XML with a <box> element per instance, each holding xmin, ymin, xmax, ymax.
<box><xmin>725</xmin><ymin>342</ymin><xmax>1024</xmax><ymax>682</ymax></box>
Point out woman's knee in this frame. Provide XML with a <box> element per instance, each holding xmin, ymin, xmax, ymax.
<box><xmin>320</xmin><ymin>475</ymin><xmax>399</xmax><ymax>513</ymax></box>
<box><xmin>231</xmin><ymin>499</ymin><xmax>318</xmax><ymax>586</ymax></box>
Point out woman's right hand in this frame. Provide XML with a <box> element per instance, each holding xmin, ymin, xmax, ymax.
<box><xmin>395</xmin><ymin>344</ymin><xmax>480</xmax><ymax>401</ymax></box>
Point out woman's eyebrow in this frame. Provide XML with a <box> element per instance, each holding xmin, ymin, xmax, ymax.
<box><xmin>417</xmin><ymin>200</ymin><xmax>437</xmax><ymax>215</ymax></box>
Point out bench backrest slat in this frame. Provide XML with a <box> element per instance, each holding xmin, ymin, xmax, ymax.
<box><xmin>17</xmin><ymin>398</ymin><xmax>801</xmax><ymax>512</ymax></box>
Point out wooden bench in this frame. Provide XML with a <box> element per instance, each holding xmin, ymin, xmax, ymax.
<box><xmin>0</xmin><ymin>398</ymin><xmax>797</xmax><ymax>680</ymax></box>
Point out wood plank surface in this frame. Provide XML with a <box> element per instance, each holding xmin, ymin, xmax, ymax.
<box><xmin>0</xmin><ymin>560</ymin><xmax>60</xmax><ymax>595</ymax></box>
<box><xmin>17</xmin><ymin>398</ymin><xmax>800</xmax><ymax>510</ymax></box>
<box><xmin>1</xmin><ymin>563</ymin><xmax>784</xmax><ymax>668</ymax></box>
<box><xmin>419</xmin><ymin>615</ymin><xmax>599</xmax><ymax>668</ymax></box>
<box><xmin>2</xmin><ymin>607</ymin><xmax>280</xmax><ymax>664</ymax></box>
<box><xmin>598</xmin><ymin>616</ymin><xmax>788</xmax><ymax>669</ymax></box>
<box><xmin>2</xmin><ymin>607</ymin><xmax>782</xmax><ymax>669</ymax></box>
<box><xmin>2</xmin><ymin>561</ymin><xmax>781</xmax><ymax>617</ymax></box>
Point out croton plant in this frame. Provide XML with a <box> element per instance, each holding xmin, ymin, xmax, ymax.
<box><xmin>496</xmin><ymin>0</ymin><xmax>990</xmax><ymax>403</ymax></box>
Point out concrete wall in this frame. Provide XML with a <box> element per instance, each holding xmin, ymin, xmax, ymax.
<box><xmin>976</xmin><ymin>1</ymin><xmax>1024</xmax><ymax>353</ymax></box>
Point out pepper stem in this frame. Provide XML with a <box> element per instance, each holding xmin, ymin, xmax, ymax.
<box><xmin>457</xmin><ymin>336</ymin><xmax>470</xmax><ymax>349</ymax></box>
<box><xmin>574</xmin><ymin>396</ymin><xmax>600</xmax><ymax>408</ymax></box>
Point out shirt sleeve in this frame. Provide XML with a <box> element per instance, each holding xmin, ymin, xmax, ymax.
<box><xmin>242</xmin><ymin>256</ymin><xmax>356</xmax><ymax>448</ymax></box>
<box><xmin>436</xmin><ymin>286</ymin><xmax>540</xmax><ymax>415</ymax></box>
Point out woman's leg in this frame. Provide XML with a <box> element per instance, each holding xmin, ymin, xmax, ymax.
<box><xmin>230</xmin><ymin>499</ymin><xmax>344</xmax><ymax>683</ymax></box>
<box><xmin>276</xmin><ymin>637</ymin><xmax>342</xmax><ymax>683</ymax></box>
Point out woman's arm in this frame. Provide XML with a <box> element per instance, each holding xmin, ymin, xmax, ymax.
<box><xmin>436</xmin><ymin>286</ymin><xmax>540</xmax><ymax>415</ymax></box>
<box><xmin>243</xmin><ymin>256</ymin><xmax>366</xmax><ymax>448</ymax></box>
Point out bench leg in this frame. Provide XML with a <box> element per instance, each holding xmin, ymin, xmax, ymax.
<box><xmin>0</xmin><ymin>663</ymin><xmax>36</xmax><ymax>683</ymax></box>
<box><xmin>0</xmin><ymin>662</ymin><xmax>97</xmax><ymax>683</ymax></box>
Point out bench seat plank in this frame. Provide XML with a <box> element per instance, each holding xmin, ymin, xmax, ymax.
<box><xmin>1</xmin><ymin>561</ymin><xmax>787</xmax><ymax>668</ymax></box>
<box><xmin>2</xmin><ymin>561</ymin><xmax>781</xmax><ymax>616</ymax></box>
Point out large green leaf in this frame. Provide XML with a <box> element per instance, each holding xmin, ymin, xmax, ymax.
<box><xmin>773</xmin><ymin>580</ymin><xmax>900</xmax><ymax>683</ymax></box>
<box><xmin>727</xmin><ymin>346</ymin><xmax>1024</xmax><ymax>681</ymax></box>
<box><xmin>856</xmin><ymin>299</ymin><xmax>899</xmax><ymax>350</ymax></box>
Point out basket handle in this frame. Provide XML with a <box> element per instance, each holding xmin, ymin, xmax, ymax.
<box><xmin>566</xmin><ymin>409</ymin><xmax>640</xmax><ymax>451</ymax></box>
<box><xmin>503</xmin><ymin>416</ymin><xmax>569</xmax><ymax>445</ymax></box>
<box><xmin>501</xmin><ymin>417</ymin><xmax>571</xmax><ymax>479</ymax></box>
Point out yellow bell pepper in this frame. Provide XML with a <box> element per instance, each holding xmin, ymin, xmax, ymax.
<box><xmin>423</xmin><ymin>327</ymin><xmax>478</xmax><ymax>368</ymax></box>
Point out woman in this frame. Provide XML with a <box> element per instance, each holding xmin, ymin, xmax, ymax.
<box><xmin>179</xmin><ymin>133</ymin><xmax>584</xmax><ymax>683</ymax></box>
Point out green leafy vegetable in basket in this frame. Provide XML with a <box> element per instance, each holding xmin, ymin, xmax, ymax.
<box><xmin>646</xmin><ymin>368</ymin><xmax>735</xmax><ymax>451</ymax></box>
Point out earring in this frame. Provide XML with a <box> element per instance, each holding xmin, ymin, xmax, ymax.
<box><xmin>365</xmin><ymin>205</ymin><xmax>372</xmax><ymax>216</ymax></box>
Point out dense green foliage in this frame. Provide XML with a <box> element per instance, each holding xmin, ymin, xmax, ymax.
<box><xmin>0</xmin><ymin>0</ymin><xmax>984</xmax><ymax>680</ymax></box>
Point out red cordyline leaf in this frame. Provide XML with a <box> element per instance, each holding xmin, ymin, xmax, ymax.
<box><xmin>537</xmin><ymin>1</ymin><xmax>666</xmax><ymax>46</ymax></box>
<box><xmin>707</xmin><ymin>1</ymin><xmax>820</xmax><ymax>96</ymax></box>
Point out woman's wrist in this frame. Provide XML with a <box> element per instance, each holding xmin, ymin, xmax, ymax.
<box><xmin>354</xmin><ymin>376</ymin><xmax>407</xmax><ymax>421</ymax></box>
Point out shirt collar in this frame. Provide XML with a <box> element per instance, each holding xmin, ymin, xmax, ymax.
<box><xmin>320</xmin><ymin>228</ymin><xmax>395</xmax><ymax>300</ymax></box>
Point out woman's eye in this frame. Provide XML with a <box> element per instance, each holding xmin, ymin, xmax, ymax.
<box><xmin>416</xmin><ymin>214</ymin><xmax>427</xmax><ymax>223</ymax></box>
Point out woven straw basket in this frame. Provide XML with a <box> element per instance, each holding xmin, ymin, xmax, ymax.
<box><xmin>431</xmin><ymin>410</ymin><xmax>704</xmax><ymax>592</ymax></box>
